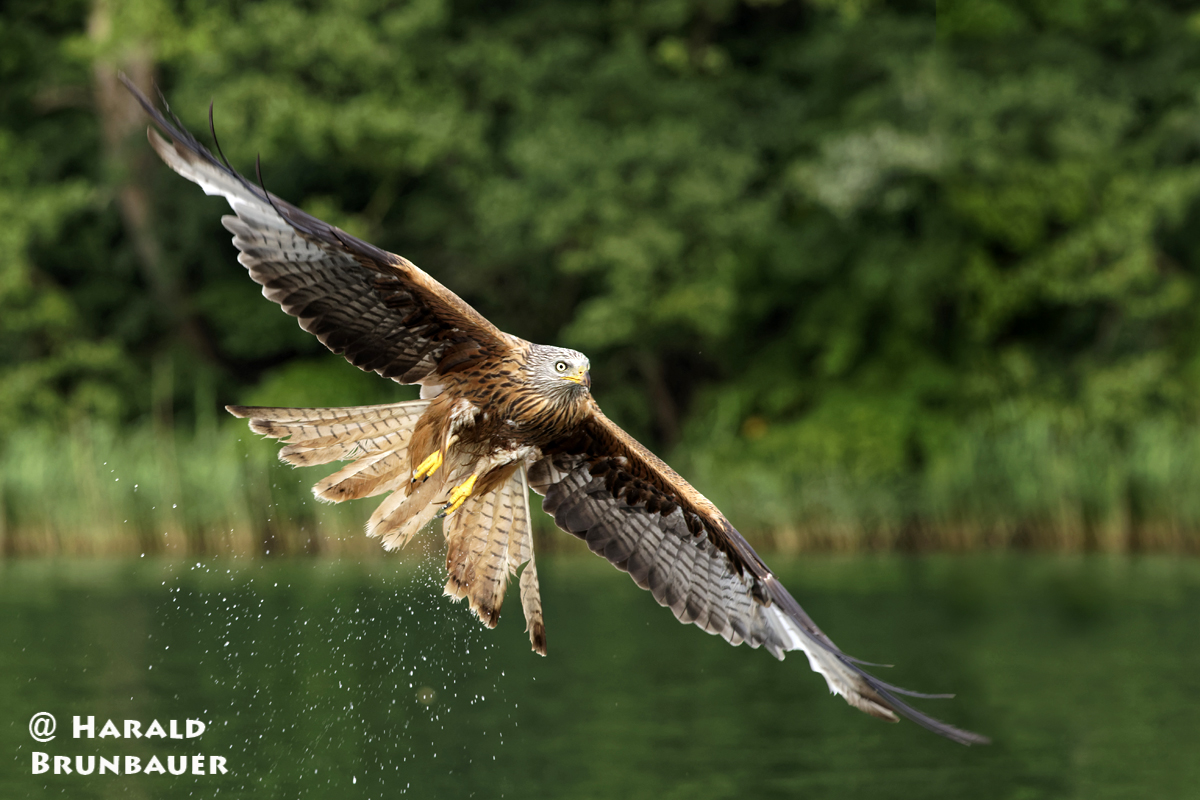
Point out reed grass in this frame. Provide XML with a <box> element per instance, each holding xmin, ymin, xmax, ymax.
<box><xmin>3</xmin><ymin>413</ymin><xmax>1200</xmax><ymax>557</ymax></box>
<box><xmin>0</xmin><ymin>419</ymin><xmax>382</xmax><ymax>558</ymax></box>
<box><xmin>685</xmin><ymin>411</ymin><xmax>1200</xmax><ymax>554</ymax></box>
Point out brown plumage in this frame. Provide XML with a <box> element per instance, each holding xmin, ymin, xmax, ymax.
<box><xmin>124</xmin><ymin>77</ymin><xmax>987</xmax><ymax>746</ymax></box>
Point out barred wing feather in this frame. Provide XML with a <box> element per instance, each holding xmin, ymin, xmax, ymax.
<box><xmin>121</xmin><ymin>76</ymin><xmax>515</xmax><ymax>391</ymax></box>
<box><xmin>529</xmin><ymin>410</ymin><xmax>989</xmax><ymax>746</ymax></box>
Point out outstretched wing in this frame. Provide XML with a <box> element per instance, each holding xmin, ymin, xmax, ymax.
<box><xmin>528</xmin><ymin>403</ymin><xmax>989</xmax><ymax>746</ymax></box>
<box><xmin>122</xmin><ymin>77</ymin><xmax>518</xmax><ymax>390</ymax></box>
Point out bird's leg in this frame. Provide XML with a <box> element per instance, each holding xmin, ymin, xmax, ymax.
<box><xmin>412</xmin><ymin>450</ymin><xmax>443</xmax><ymax>483</ymax></box>
<box><xmin>412</xmin><ymin>435</ymin><xmax>458</xmax><ymax>483</ymax></box>
<box><xmin>438</xmin><ymin>473</ymin><xmax>478</xmax><ymax>518</ymax></box>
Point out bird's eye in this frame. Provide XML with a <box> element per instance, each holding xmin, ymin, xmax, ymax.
<box><xmin>555</xmin><ymin>361</ymin><xmax>568</xmax><ymax>373</ymax></box>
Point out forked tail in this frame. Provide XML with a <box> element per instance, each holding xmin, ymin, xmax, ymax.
<box><xmin>228</xmin><ymin>399</ymin><xmax>547</xmax><ymax>653</ymax></box>
<box><xmin>226</xmin><ymin>399</ymin><xmax>433</xmax><ymax>526</ymax></box>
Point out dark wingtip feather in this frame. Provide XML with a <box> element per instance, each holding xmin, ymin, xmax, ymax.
<box><xmin>122</xmin><ymin>73</ymin><xmax>396</xmax><ymax>270</ymax></box>
<box><xmin>530</xmin><ymin>623</ymin><xmax>547</xmax><ymax>656</ymax></box>
<box><xmin>767</xmin><ymin>574</ymin><xmax>991</xmax><ymax>746</ymax></box>
<box><xmin>208</xmin><ymin>100</ymin><xmax>237</xmax><ymax>175</ymax></box>
<box><xmin>835</xmin><ymin>649</ymin><xmax>989</xmax><ymax>744</ymax></box>
<box><xmin>253</xmin><ymin>152</ymin><xmax>291</xmax><ymax>228</ymax></box>
<box><xmin>869</xmin><ymin>679</ymin><xmax>992</xmax><ymax>746</ymax></box>
<box><xmin>119</xmin><ymin>72</ymin><xmax>274</xmax><ymax>211</ymax></box>
<box><xmin>843</xmin><ymin>656</ymin><xmax>895</xmax><ymax>668</ymax></box>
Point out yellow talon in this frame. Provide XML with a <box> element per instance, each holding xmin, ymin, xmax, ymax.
<box><xmin>441</xmin><ymin>474</ymin><xmax>478</xmax><ymax>517</ymax></box>
<box><xmin>412</xmin><ymin>450</ymin><xmax>444</xmax><ymax>482</ymax></box>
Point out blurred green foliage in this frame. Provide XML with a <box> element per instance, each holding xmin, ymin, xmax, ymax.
<box><xmin>4</xmin><ymin>0</ymin><xmax>1200</xmax><ymax>549</ymax></box>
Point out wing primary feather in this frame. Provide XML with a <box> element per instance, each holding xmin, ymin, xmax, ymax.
<box><xmin>122</xmin><ymin>72</ymin><xmax>260</xmax><ymax>207</ymax></box>
<box><xmin>873</xmin><ymin>685</ymin><xmax>956</xmax><ymax>700</ymax></box>
<box><xmin>842</xmin><ymin>657</ymin><xmax>895</xmax><ymax>667</ymax></box>
<box><xmin>861</xmin><ymin>683</ymin><xmax>988</xmax><ymax>745</ymax></box>
<box><xmin>766</xmin><ymin>579</ymin><xmax>990</xmax><ymax>745</ymax></box>
<box><xmin>253</xmin><ymin>153</ymin><xmax>289</xmax><ymax>228</ymax></box>
<box><xmin>207</xmin><ymin>100</ymin><xmax>241</xmax><ymax>179</ymax></box>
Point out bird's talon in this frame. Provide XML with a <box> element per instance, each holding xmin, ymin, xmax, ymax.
<box><xmin>412</xmin><ymin>450</ymin><xmax>444</xmax><ymax>482</ymax></box>
<box><xmin>441</xmin><ymin>474</ymin><xmax>478</xmax><ymax>517</ymax></box>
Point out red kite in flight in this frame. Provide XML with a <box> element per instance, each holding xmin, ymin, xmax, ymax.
<box><xmin>124</xmin><ymin>77</ymin><xmax>987</xmax><ymax>746</ymax></box>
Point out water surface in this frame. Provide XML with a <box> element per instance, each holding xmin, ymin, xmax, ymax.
<box><xmin>2</xmin><ymin>550</ymin><xmax>1197</xmax><ymax>799</ymax></box>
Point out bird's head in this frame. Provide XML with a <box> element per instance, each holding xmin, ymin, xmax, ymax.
<box><xmin>528</xmin><ymin>345</ymin><xmax>591</xmax><ymax>399</ymax></box>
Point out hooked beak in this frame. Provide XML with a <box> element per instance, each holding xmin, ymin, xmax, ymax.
<box><xmin>563</xmin><ymin>367</ymin><xmax>591</xmax><ymax>390</ymax></box>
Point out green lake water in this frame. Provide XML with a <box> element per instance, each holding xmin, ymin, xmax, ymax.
<box><xmin>1</xmin><ymin>550</ymin><xmax>1198</xmax><ymax>799</ymax></box>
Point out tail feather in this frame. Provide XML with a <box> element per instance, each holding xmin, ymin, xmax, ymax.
<box><xmin>313</xmin><ymin>450</ymin><xmax>408</xmax><ymax>502</ymax></box>
<box><xmin>279</xmin><ymin>430</ymin><xmax>405</xmax><ymax>466</ymax></box>
<box><xmin>506</xmin><ymin>468</ymin><xmax>546</xmax><ymax>655</ymax></box>
<box><xmin>443</xmin><ymin>487</ymin><xmax>514</xmax><ymax>628</ymax></box>
<box><xmin>228</xmin><ymin>401</ymin><xmax>427</xmax><ymax>449</ymax></box>
<box><xmin>227</xmin><ymin>400</ymin><xmax>429</xmax><ymax>500</ymax></box>
<box><xmin>367</xmin><ymin>455</ymin><xmax>474</xmax><ymax>551</ymax></box>
<box><xmin>230</xmin><ymin>400</ymin><xmax>549</xmax><ymax>654</ymax></box>
<box><xmin>230</xmin><ymin>399</ymin><xmax>471</xmax><ymax>552</ymax></box>
<box><xmin>440</xmin><ymin>466</ymin><xmax>546</xmax><ymax>654</ymax></box>
<box><xmin>518</xmin><ymin>563</ymin><xmax>546</xmax><ymax>656</ymax></box>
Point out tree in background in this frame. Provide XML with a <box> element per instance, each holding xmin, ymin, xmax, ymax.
<box><xmin>4</xmin><ymin>0</ymin><xmax>1200</xmax><ymax>550</ymax></box>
